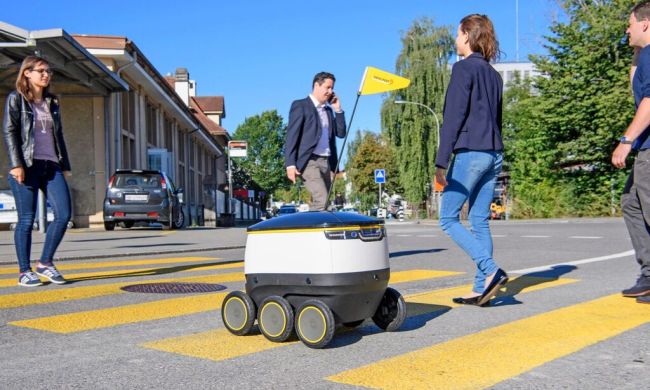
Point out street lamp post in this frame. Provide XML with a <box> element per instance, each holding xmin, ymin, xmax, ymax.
<box><xmin>394</xmin><ymin>100</ymin><xmax>442</xmax><ymax>219</ymax></box>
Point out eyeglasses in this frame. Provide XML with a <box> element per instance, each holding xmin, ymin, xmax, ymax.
<box><xmin>31</xmin><ymin>68</ymin><xmax>53</xmax><ymax>76</ymax></box>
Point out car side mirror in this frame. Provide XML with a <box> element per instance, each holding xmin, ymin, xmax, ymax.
<box><xmin>176</xmin><ymin>187</ymin><xmax>184</xmax><ymax>204</ymax></box>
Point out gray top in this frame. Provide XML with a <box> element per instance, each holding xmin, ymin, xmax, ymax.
<box><xmin>32</xmin><ymin>100</ymin><xmax>58</xmax><ymax>163</ymax></box>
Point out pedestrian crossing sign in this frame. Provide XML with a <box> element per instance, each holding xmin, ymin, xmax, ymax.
<box><xmin>374</xmin><ymin>169</ymin><xmax>386</xmax><ymax>184</ymax></box>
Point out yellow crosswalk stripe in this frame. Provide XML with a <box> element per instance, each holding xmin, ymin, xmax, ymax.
<box><xmin>10</xmin><ymin>292</ymin><xmax>229</xmax><ymax>334</ymax></box>
<box><xmin>0</xmin><ymin>270</ymin><xmax>244</xmax><ymax>310</ymax></box>
<box><xmin>142</xmin><ymin>276</ymin><xmax>576</xmax><ymax>362</ymax></box>
<box><xmin>328</xmin><ymin>293</ymin><xmax>648</xmax><ymax>390</ymax></box>
<box><xmin>0</xmin><ymin>261</ymin><xmax>243</xmax><ymax>288</ymax></box>
<box><xmin>6</xmin><ymin>269</ymin><xmax>459</xmax><ymax>333</ymax></box>
<box><xmin>0</xmin><ymin>257</ymin><xmax>219</xmax><ymax>275</ymax></box>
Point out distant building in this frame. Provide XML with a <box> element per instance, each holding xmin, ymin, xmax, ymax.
<box><xmin>491</xmin><ymin>62</ymin><xmax>540</xmax><ymax>90</ymax></box>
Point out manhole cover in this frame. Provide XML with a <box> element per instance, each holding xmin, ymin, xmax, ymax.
<box><xmin>121</xmin><ymin>282</ymin><xmax>226</xmax><ymax>294</ymax></box>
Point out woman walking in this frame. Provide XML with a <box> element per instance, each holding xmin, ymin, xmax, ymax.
<box><xmin>3</xmin><ymin>55</ymin><xmax>72</xmax><ymax>287</ymax></box>
<box><xmin>435</xmin><ymin>14</ymin><xmax>507</xmax><ymax>306</ymax></box>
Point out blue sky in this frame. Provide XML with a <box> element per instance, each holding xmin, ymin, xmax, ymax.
<box><xmin>3</xmin><ymin>0</ymin><xmax>560</xmax><ymax>138</ymax></box>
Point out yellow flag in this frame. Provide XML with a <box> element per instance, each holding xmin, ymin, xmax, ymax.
<box><xmin>358</xmin><ymin>66</ymin><xmax>410</xmax><ymax>95</ymax></box>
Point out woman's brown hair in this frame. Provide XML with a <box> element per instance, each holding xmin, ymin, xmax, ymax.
<box><xmin>460</xmin><ymin>14</ymin><xmax>500</xmax><ymax>62</ymax></box>
<box><xmin>15</xmin><ymin>55</ymin><xmax>51</xmax><ymax>102</ymax></box>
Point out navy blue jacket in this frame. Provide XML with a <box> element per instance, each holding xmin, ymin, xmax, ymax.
<box><xmin>284</xmin><ymin>97</ymin><xmax>346</xmax><ymax>173</ymax></box>
<box><xmin>435</xmin><ymin>53</ymin><xmax>504</xmax><ymax>169</ymax></box>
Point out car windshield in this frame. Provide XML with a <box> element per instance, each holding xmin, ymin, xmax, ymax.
<box><xmin>114</xmin><ymin>174</ymin><xmax>161</xmax><ymax>189</ymax></box>
<box><xmin>278</xmin><ymin>207</ymin><xmax>296</xmax><ymax>214</ymax></box>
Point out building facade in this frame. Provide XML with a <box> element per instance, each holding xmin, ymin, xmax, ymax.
<box><xmin>0</xmin><ymin>22</ymin><xmax>250</xmax><ymax>228</ymax></box>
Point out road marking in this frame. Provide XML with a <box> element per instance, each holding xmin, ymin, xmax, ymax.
<box><xmin>11</xmin><ymin>292</ymin><xmax>229</xmax><ymax>334</ymax></box>
<box><xmin>396</xmin><ymin>234</ymin><xmax>411</xmax><ymax>237</ymax></box>
<box><xmin>388</xmin><ymin>270</ymin><xmax>461</xmax><ymax>284</ymax></box>
<box><xmin>0</xmin><ymin>256</ymin><xmax>220</xmax><ymax>275</ymax></box>
<box><xmin>416</xmin><ymin>235</ymin><xmax>437</xmax><ymax>238</ymax></box>
<box><xmin>0</xmin><ymin>271</ymin><xmax>244</xmax><ymax>310</ymax></box>
<box><xmin>142</xmin><ymin>276</ymin><xmax>576</xmax><ymax>362</ymax></box>
<box><xmin>511</xmin><ymin>250</ymin><xmax>634</xmax><ymax>274</ymax></box>
<box><xmin>568</xmin><ymin>236</ymin><xmax>602</xmax><ymax>239</ymax></box>
<box><xmin>520</xmin><ymin>235</ymin><xmax>550</xmax><ymax>238</ymax></box>
<box><xmin>327</xmin><ymin>294</ymin><xmax>649</xmax><ymax>390</ymax></box>
<box><xmin>492</xmin><ymin>234</ymin><xmax>507</xmax><ymax>238</ymax></box>
<box><xmin>0</xmin><ymin>261</ymin><xmax>243</xmax><ymax>289</ymax></box>
<box><xmin>6</xmin><ymin>269</ymin><xmax>456</xmax><ymax>332</ymax></box>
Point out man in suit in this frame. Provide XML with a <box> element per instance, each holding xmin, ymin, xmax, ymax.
<box><xmin>284</xmin><ymin>72</ymin><xmax>346</xmax><ymax>211</ymax></box>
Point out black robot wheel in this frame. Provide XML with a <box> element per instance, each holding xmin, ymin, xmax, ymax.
<box><xmin>258</xmin><ymin>296</ymin><xmax>295</xmax><ymax>342</ymax></box>
<box><xmin>221</xmin><ymin>291</ymin><xmax>256</xmax><ymax>336</ymax></box>
<box><xmin>295</xmin><ymin>299</ymin><xmax>335</xmax><ymax>349</ymax></box>
<box><xmin>372</xmin><ymin>287</ymin><xmax>407</xmax><ymax>332</ymax></box>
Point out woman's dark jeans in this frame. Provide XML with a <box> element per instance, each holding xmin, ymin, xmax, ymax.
<box><xmin>8</xmin><ymin>160</ymin><xmax>71</xmax><ymax>273</ymax></box>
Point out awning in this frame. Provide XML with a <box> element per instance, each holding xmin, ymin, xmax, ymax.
<box><xmin>0</xmin><ymin>22</ymin><xmax>128</xmax><ymax>95</ymax></box>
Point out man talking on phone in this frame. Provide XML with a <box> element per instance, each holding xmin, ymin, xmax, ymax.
<box><xmin>284</xmin><ymin>72</ymin><xmax>346</xmax><ymax>211</ymax></box>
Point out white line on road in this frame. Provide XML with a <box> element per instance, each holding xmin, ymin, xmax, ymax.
<box><xmin>396</xmin><ymin>234</ymin><xmax>411</xmax><ymax>237</ymax></box>
<box><xmin>521</xmin><ymin>235</ymin><xmax>551</xmax><ymax>238</ymax></box>
<box><xmin>492</xmin><ymin>235</ymin><xmax>508</xmax><ymax>238</ymax></box>
<box><xmin>510</xmin><ymin>250</ymin><xmax>635</xmax><ymax>274</ymax></box>
<box><xmin>416</xmin><ymin>235</ymin><xmax>437</xmax><ymax>238</ymax></box>
<box><xmin>569</xmin><ymin>236</ymin><xmax>602</xmax><ymax>239</ymax></box>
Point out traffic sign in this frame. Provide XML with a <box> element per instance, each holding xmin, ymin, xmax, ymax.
<box><xmin>374</xmin><ymin>169</ymin><xmax>386</xmax><ymax>184</ymax></box>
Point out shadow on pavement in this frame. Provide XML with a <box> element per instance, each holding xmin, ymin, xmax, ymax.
<box><xmin>64</xmin><ymin>260</ymin><xmax>243</xmax><ymax>284</ymax></box>
<box><xmin>389</xmin><ymin>248</ymin><xmax>446</xmax><ymax>258</ymax></box>
<box><xmin>490</xmin><ymin>265</ymin><xmax>578</xmax><ymax>307</ymax></box>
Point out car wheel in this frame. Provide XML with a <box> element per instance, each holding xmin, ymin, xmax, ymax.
<box><xmin>104</xmin><ymin>221</ymin><xmax>115</xmax><ymax>231</ymax></box>
<box><xmin>173</xmin><ymin>209</ymin><xmax>184</xmax><ymax>229</ymax></box>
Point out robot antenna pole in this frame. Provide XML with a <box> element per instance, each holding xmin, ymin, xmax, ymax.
<box><xmin>327</xmin><ymin>92</ymin><xmax>361</xmax><ymax>205</ymax></box>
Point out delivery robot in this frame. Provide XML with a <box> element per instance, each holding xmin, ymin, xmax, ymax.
<box><xmin>221</xmin><ymin>211</ymin><xmax>406</xmax><ymax>348</ymax></box>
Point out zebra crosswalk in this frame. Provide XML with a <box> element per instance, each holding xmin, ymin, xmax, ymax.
<box><xmin>1</xmin><ymin>253</ymin><xmax>648</xmax><ymax>389</ymax></box>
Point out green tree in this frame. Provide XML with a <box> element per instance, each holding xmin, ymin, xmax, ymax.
<box><xmin>506</xmin><ymin>0</ymin><xmax>635</xmax><ymax>217</ymax></box>
<box><xmin>380</xmin><ymin>18</ymin><xmax>455</xmax><ymax>206</ymax></box>
<box><xmin>230</xmin><ymin>110</ymin><xmax>288</xmax><ymax>197</ymax></box>
<box><xmin>346</xmin><ymin>131</ymin><xmax>401</xmax><ymax>211</ymax></box>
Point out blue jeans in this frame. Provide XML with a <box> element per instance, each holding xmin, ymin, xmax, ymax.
<box><xmin>439</xmin><ymin>150</ymin><xmax>503</xmax><ymax>294</ymax></box>
<box><xmin>8</xmin><ymin>160</ymin><xmax>71</xmax><ymax>273</ymax></box>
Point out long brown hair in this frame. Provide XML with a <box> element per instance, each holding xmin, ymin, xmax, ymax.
<box><xmin>460</xmin><ymin>14</ymin><xmax>500</xmax><ymax>61</ymax></box>
<box><xmin>15</xmin><ymin>55</ymin><xmax>51</xmax><ymax>102</ymax></box>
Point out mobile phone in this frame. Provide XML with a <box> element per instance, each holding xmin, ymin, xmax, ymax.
<box><xmin>328</xmin><ymin>92</ymin><xmax>336</xmax><ymax>103</ymax></box>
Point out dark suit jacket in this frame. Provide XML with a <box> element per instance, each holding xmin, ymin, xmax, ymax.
<box><xmin>284</xmin><ymin>96</ymin><xmax>346</xmax><ymax>173</ymax></box>
<box><xmin>435</xmin><ymin>53</ymin><xmax>504</xmax><ymax>169</ymax></box>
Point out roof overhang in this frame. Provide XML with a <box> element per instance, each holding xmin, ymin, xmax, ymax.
<box><xmin>0</xmin><ymin>22</ymin><xmax>128</xmax><ymax>96</ymax></box>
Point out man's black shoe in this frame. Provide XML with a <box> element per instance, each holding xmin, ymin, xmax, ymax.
<box><xmin>621</xmin><ymin>277</ymin><xmax>650</xmax><ymax>297</ymax></box>
<box><xmin>637</xmin><ymin>295</ymin><xmax>650</xmax><ymax>304</ymax></box>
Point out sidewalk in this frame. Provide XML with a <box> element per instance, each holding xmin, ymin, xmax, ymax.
<box><xmin>0</xmin><ymin>226</ymin><xmax>248</xmax><ymax>266</ymax></box>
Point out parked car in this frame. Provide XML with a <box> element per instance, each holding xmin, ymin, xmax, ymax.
<box><xmin>277</xmin><ymin>205</ymin><xmax>298</xmax><ymax>216</ymax></box>
<box><xmin>103</xmin><ymin>169</ymin><xmax>184</xmax><ymax>231</ymax></box>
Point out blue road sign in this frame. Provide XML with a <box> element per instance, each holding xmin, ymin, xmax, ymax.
<box><xmin>374</xmin><ymin>169</ymin><xmax>386</xmax><ymax>184</ymax></box>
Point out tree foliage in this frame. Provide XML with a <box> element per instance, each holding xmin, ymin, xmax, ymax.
<box><xmin>505</xmin><ymin>0</ymin><xmax>635</xmax><ymax>217</ymax></box>
<box><xmin>380</xmin><ymin>18</ymin><xmax>455</xmax><ymax>205</ymax></box>
<box><xmin>230</xmin><ymin>110</ymin><xmax>288</xmax><ymax>197</ymax></box>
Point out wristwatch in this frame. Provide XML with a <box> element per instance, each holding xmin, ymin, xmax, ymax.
<box><xmin>620</xmin><ymin>136</ymin><xmax>633</xmax><ymax>145</ymax></box>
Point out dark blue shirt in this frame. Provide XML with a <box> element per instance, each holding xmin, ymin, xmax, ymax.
<box><xmin>435</xmin><ymin>53</ymin><xmax>504</xmax><ymax>169</ymax></box>
<box><xmin>632</xmin><ymin>45</ymin><xmax>650</xmax><ymax>150</ymax></box>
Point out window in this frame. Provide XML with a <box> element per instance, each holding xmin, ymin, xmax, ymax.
<box><xmin>164</xmin><ymin>115</ymin><xmax>173</xmax><ymax>149</ymax></box>
<box><xmin>121</xmin><ymin>90</ymin><xmax>136</xmax><ymax>132</ymax></box>
<box><xmin>146</xmin><ymin>101</ymin><xmax>157</xmax><ymax>147</ymax></box>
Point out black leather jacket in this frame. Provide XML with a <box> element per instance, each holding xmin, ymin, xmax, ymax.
<box><xmin>2</xmin><ymin>90</ymin><xmax>71</xmax><ymax>171</ymax></box>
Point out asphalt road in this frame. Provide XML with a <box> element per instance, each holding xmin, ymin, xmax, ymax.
<box><xmin>0</xmin><ymin>218</ymin><xmax>648</xmax><ymax>389</ymax></box>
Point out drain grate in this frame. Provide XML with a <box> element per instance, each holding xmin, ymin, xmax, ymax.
<box><xmin>121</xmin><ymin>282</ymin><xmax>226</xmax><ymax>294</ymax></box>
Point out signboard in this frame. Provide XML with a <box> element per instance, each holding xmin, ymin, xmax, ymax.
<box><xmin>374</xmin><ymin>169</ymin><xmax>386</xmax><ymax>184</ymax></box>
<box><xmin>228</xmin><ymin>140</ymin><xmax>248</xmax><ymax>158</ymax></box>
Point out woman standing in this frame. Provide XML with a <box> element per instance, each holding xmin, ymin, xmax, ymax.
<box><xmin>3</xmin><ymin>56</ymin><xmax>72</xmax><ymax>287</ymax></box>
<box><xmin>435</xmin><ymin>14</ymin><xmax>507</xmax><ymax>306</ymax></box>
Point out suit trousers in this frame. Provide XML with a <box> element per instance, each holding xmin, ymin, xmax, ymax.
<box><xmin>302</xmin><ymin>155</ymin><xmax>331</xmax><ymax>211</ymax></box>
<box><xmin>622</xmin><ymin>149</ymin><xmax>650</xmax><ymax>278</ymax></box>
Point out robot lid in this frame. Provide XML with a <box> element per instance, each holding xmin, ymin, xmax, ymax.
<box><xmin>247</xmin><ymin>211</ymin><xmax>382</xmax><ymax>233</ymax></box>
